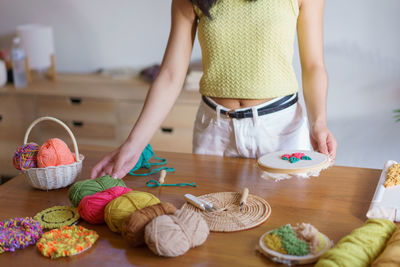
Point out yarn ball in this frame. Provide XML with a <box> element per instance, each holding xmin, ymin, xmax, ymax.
<box><xmin>121</xmin><ymin>202</ymin><xmax>177</xmax><ymax>247</ymax></box>
<box><xmin>12</xmin><ymin>143</ymin><xmax>40</xmax><ymax>170</ymax></box>
<box><xmin>145</xmin><ymin>208</ymin><xmax>210</xmax><ymax>257</ymax></box>
<box><xmin>104</xmin><ymin>191</ymin><xmax>160</xmax><ymax>233</ymax></box>
<box><xmin>372</xmin><ymin>224</ymin><xmax>400</xmax><ymax>266</ymax></box>
<box><xmin>37</xmin><ymin>138</ymin><xmax>75</xmax><ymax>168</ymax></box>
<box><xmin>78</xmin><ymin>186</ymin><xmax>132</xmax><ymax>224</ymax></box>
<box><xmin>68</xmin><ymin>175</ymin><xmax>127</xmax><ymax>207</ymax></box>
<box><xmin>315</xmin><ymin>219</ymin><xmax>396</xmax><ymax>267</ymax></box>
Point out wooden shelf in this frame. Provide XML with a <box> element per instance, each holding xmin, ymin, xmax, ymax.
<box><xmin>0</xmin><ymin>74</ymin><xmax>200</xmax><ymax>176</ymax></box>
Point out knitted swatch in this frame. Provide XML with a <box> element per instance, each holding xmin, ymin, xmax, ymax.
<box><xmin>0</xmin><ymin>217</ymin><xmax>43</xmax><ymax>253</ymax></box>
<box><xmin>34</xmin><ymin>206</ymin><xmax>79</xmax><ymax>229</ymax></box>
<box><xmin>37</xmin><ymin>225</ymin><xmax>98</xmax><ymax>259</ymax></box>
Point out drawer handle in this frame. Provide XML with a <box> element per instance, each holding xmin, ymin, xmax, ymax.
<box><xmin>0</xmin><ymin>114</ymin><xmax>2</xmax><ymax>122</ymax></box>
<box><xmin>161</xmin><ymin>127</ymin><xmax>173</xmax><ymax>133</ymax></box>
<box><xmin>70</xmin><ymin>97</ymin><xmax>82</xmax><ymax>105</ymax></box>
<box><xmin>72</xmin><ymin>121</ymin><xmax>84</xmax><ymax>127</ymax></box>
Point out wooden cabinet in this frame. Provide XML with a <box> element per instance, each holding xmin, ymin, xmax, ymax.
<box><xmin>0</xmin><ymin>74</ymin><xmax>200</xmax><ymax>177</ymax></box>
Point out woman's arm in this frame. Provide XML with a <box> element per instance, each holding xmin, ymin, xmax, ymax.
<box><xmin>297</xmin><ymin>0</ymin><xmax>337</xmax><ymax>159</ymax></box>
<box><xmin>91</xmin><ymin>0</ymin><xmax>197</xmax><ymax>178</ymax></box>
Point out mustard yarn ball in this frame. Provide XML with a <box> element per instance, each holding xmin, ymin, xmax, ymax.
<box><xmin>104</xmin><ymin>191</ymin><xmax>160</xmax><ymax>233</ymax></box>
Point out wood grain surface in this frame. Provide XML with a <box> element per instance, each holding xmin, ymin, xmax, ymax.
<box><xmin>0</xmin><ymin>147</ymin><xmax>381</xmax><ymax>267</ymax></box>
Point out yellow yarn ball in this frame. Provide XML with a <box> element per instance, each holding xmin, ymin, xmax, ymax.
<box><xmin>104</xmin><ymin>191</ymin><xmax>160</xmax><ymax>233</ymax></box>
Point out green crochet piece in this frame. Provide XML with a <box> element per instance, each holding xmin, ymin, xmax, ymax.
<box><xmin>272</xmin><ymin>225</ymin><xmax>310</xmax><ymax>256</ymax></box>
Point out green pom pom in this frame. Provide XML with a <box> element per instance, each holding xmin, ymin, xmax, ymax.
<box><xmin>301</xmin><ymin>156</ymin><xmax>312</xmax><ymax>160</ymax></box>
<box><xmin>289</xmin><ymin>157</ymin><xmax>300</xmax><ymax>163</ymax></box>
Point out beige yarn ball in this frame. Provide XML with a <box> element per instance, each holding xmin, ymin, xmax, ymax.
<box><xmin>104</xmin><ymin>191</ymin><xmax>160</xmax><ymax>233</ymax></box>
<box><xmin>144</xmin><ymin>208</ymin><xmax>209</xmax><ymax>257</ymax></box>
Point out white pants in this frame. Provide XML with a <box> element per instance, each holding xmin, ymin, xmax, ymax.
<box><xmin>192</xmin><ymin>95</ymin><xmax>312</xmax><ymax>158</ymax></box>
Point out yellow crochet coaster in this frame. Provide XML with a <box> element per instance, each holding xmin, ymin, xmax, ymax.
<box><xmin>37</xmin><ymin>225</ymin><xmax>99</xmax><ymax>259</ymax></box>
<box><xmin>34</xmin><ymin>206</ymin><xmax>79</xmax><ymax>229</ymax></box>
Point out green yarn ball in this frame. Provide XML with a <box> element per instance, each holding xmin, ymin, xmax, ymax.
<box><xmin>68</xmin><ymin>175</ymin><xmax>127</xmax><ymax>207</ymax></box>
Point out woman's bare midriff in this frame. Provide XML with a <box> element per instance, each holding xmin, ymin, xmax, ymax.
<box><xmin>209</xmin><ymin>97</ymin><xmax>275</xmax><ymax>110</ymax></box>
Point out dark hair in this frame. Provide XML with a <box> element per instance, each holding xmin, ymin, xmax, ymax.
<box><xmin>190</xmin><ymin>0</ymin><xmax>257</xmax><ymax>18</ymax></box>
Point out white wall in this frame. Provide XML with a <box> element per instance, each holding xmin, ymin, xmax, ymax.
<box><xmin>1</xmin><ymin>0</ymin><xmax>399</xmax><ymax>168</ymax></box>
<box><xmin>0</xmin><ymin>0</ymin><xmax>202</xmax><ymax>72</ymax></box>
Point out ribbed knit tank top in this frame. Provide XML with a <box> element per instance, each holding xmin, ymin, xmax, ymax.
<box><xmin>194</xmin><ymin>0</ymin><xmax>299</xmax><ymax>99</ymax></box>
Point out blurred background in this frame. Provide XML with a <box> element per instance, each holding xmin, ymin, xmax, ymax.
<box><xmin>0</xmin><ymin>0</ymin><xmax>399</xmax><ymax>172</ymax></box>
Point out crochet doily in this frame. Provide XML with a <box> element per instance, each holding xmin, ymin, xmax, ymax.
<box><xmin>37</xmin><ymin>225</ymin><xmax>98</xmax><ymax>259</ymax></box>
<box><xmin>34</xmin><ymin>206</ymin><xmax>79</xmax><ymax>229</ymax></box>
<box><xmin>182</xmin><ymin>192</ymin><xmax>271</xmax><ymax>232</ymax></box>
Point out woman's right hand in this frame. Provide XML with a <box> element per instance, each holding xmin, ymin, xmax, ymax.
<box><xmin>90</xmin><ymin>141</ymin><xmax>141</xmax><ymax>179</ymax></box>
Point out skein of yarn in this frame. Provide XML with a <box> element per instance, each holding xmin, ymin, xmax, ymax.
<box><xmin>315</xmin><ymin>219</ymin><xmax>396</xmax><ymax>267</ymax></box>
<box><xmin>145</xmin><ymin>208</ymin><xmax>210</xmax><ymax>257</ymax></box>
<box><xmin>13</xmin><ymin>142</ymin><xmax>40</xmax><ymax>170</ymax></box>
<box><xmin>68</xmin><ymin>175</ymin><xmax>127</xmax><ymax>207</ymax></box>
<box><xmin>104</xmin><ymin>191</ymin><xmax>160</xmax><ymax>233</ymax></box>
<box><xmin>372</xmin><ymin>224</ymin><xmax>400</xmax><ymax>266</ymax></box>
<box><xmin>37</xmin><ymin>138</ymin><xmax>75</xmax><ymax>168</ymax></box>
<box><xmin>78</xmin><ymin>186</ymin><xmax>132</xmax><ymax>224</ymax></box>
<box><xmin>121</xmin><ymin>202</ymin><xmax>177</xmax><ymax>247</ymax></box>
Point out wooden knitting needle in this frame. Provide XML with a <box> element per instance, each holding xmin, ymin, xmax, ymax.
<box><xmin>239</xmin><ymin>188</ymin><xmax>249</xmax><ymax>212</ymax></box>
<box><xmin>159</xmin><ymin>169</ymin><xmax>167</xmax><ymax>185</ymax></box>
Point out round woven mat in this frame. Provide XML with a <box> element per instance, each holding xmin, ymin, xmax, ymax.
<box><xmin>182</xmin><ymin>192</ymin><xmax>271</xmax><ymax>232</ymax></box>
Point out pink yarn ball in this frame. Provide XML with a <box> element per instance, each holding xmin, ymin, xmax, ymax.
<box><xmin>12</xmin><ymin>143</ymin><xmax>40</xmax><ymax>170</ymax></box>
<box><xmin>78</xmin><ymin>186</ymin><xmax>132</xmax><ymax>224</ymax></box>
<box><xmin>37</xmin><ymin>138</ymin><xmax>75</xmax><ymax>168</ymax></box>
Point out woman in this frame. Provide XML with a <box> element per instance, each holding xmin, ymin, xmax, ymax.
<box><xmin>91</xmin><ymin>0</ymin><xmax>337</xmax><ymax>179</ymax></box>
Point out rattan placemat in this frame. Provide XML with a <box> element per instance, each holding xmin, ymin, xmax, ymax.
<box><xmin>182</xmin><ymin>192</ymin><xmax>271</xmax><ymax>232</ymax></box>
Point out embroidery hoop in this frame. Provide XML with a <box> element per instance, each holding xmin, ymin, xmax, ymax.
<box><xmin>257</xmin><ymin>150</ymin><xmax>331</xmax><ymax>180</ymax></box>
<box><xmin>182</xmin><ymin>191</ymin><xmax>271</xmax><ymax>232</ymax></box>
<box><xmin>257</xmin><ymin>229</ymin><xmax>333</xmax><ymax>265</ymax></box>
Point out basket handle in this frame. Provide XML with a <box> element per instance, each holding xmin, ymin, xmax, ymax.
<box><xmin>24</xmin><ymin>116</ymin><xmax>80</xmax><ymax>161</ymax></box>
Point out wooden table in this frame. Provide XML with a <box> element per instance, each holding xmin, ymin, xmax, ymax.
<box><xmin>0</xmin><ymin>148</ymin><xmax>381</xmax><ymax>266</ymax></box>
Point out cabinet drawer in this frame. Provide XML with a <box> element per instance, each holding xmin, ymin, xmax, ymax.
<box><xmin>0</xmin><ymin>138</ymin><xmax>23</xmax><ymax>177</ymax></box>
<box><xmin>0</xmin><ymin>95</ymin><xmax>36</xmax><ymax>128</ymax></box>
<box><xmin>117</xmin><ymin>101</ymin><xmax>143</xmax><ymax>125</ymax></box>
<box><xmin>162</xmin><ymin>104</ymin><xmax>198</xmax><ymax>129</ymax></box>
<box><xmin>37</xmin><ymin>120</ymin><xmax>117</xmax><ymax>145</ymax></box>
<box><xmin>151</xmin><ymin>127</ymin><xmax>192</xmax><ymax>153</ymax></box>
<box><xmin>37</xmin><ymin>96</ymin><xmax>117</xmax><ymax>123</ymax></box>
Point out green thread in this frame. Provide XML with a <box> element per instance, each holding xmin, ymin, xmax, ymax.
<box><xmin>129</xmin><ymin>144</ymin><xmax>175</xmax><ymax>176</ymax></box>
<box><xmin>271</xmin><ymin>225</ymin><xmax>310</xmax><ymax>256</ymax></box>
<box><xmin>289</xmin><ymin>157</ymin><xmax>300</xmax><ymax>163</ymax></box>
<box><xmin>146</xmin><ymin>179</ymin><xmax>197</xmax><ymax>188</ymax></box>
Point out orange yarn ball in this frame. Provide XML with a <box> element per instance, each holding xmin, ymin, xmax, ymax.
<box><xmin>37</xmin><ymin>138</ymin><xmax>75</xmax><ymax>168</ymax></box>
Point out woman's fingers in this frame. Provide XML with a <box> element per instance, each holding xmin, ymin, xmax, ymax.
<box><xmin>317</xmin><ymin>133</ymin><xmax>328</xmax><ymax>155</ymax></box>
<box><xmin>326</xmin><ymin>132</ymin><xmax>337</xmax><ymax>159</ymax></box>
<box><xmin>90</xmin><ymin>151</ymin><xmax>116</xmax><ymax>179</ymax></box>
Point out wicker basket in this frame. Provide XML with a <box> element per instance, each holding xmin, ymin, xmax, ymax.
<box><xmin>23</xmin><ymin>116</ymin><xmax>84</xmax><ymax>190</ymax></box>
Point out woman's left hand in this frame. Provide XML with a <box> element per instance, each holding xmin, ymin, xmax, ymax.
<box><xmin>310</xmin><ymin>122</ymin><xmax>337</xmax><ymax>160</ymax></box>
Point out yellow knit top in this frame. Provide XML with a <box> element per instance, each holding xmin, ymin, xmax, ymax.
<box><xmin>194</xmin><ymin>0</ymin><xmax>299</xmax><ymax>99</ymax></box>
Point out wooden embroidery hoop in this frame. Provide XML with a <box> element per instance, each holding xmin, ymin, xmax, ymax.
<box><xmin>257</xmin><ymin>150</ymin><xmax>330</xmax><ymax>174</ymax></box>
<box><xmin>258</xmin><ymin>229</ymin><xmax>333</xmax><ymax>265</ymax></box>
